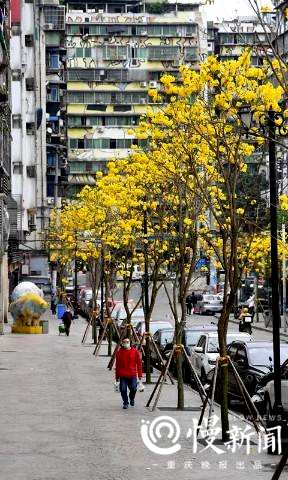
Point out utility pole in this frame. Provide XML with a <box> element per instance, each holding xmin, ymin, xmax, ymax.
<box><xmin>268</xmin><ymin>110</ymin><xmax>282</xmax><ymax>415</ymax></box>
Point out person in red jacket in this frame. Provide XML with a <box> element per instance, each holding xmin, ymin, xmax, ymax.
<box><xmin>116</xmin><ymin>338</ymin><xmax>142</xmax><ymax>409</ymax></box>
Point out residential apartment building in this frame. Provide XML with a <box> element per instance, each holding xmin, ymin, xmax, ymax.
<box><xmin>213</xmin><ymin>15</ymin><xmax>274</xmax><ymax>65</ymax></box>
<box><xmin>10</xmin><ymin>0</ymin><xmax>66</xmax><ymax>281</ymax></box>
<box><xmin>65</xmin><ymin>0</ymin><xmax>207</xmax><ymax>195</ymax></box>
<box><xmin>0</xmin><ymin>0</ymin><xmax>11</xmax><ymax>332</ymax></box>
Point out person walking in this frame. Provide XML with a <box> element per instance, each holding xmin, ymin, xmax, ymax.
<box><xmin>62</xmin><ymin>309</ymin><xmax>73</xmax><ymax>336</ymax></box>
<box><xmin>115</xmin><ymin>338</ymin><xmax>142</xmax><ymax>409</ymax></box>
<box><xmin>191</xmin><ymin>292</ymin><xmax>197</xmax><ymax>314</ymax></box>
<box><xmin>50</xmin><ymin>293</ymin><xmax>57</xmax><ymax>316</ymax></box>
<box><xmin>186</xmin><ymin>294</ymin><xmax>193</xmax><ymax>315</ymax></box>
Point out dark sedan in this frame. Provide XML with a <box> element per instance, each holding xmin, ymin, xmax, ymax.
<box><xmin>162</xmin><ymin>324</ymin><xmax>217</xmax><ymax>381</ymax></box>
<box><xmin>208</xmin><ymin>341</ymin><xmax>288</xmax><ymax>405</ymax></box>
<box><xmin>151</xmin><ymin>328</ymin><xmax>174</xmax><ymax>367</ymax></box>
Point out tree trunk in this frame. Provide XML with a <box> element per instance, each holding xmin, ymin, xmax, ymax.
<box><xmin>176</xmin><ymin>348</ymin><xmax>184</xmax><ymax>409</ymax></box>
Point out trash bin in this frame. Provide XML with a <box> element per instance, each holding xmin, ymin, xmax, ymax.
<box><xmin>42</xmin><ymin>320</ymin><xmax>49</xmax><ymax>334</ymax></box>
<box><xmin>57</xmin><ymin>303</ymin><xmax>66</xmax><ymax>320</ymax></box>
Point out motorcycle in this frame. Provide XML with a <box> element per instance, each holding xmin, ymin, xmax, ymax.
<box><xmin>239</xmin><ymin>314</ymin><xmax>253</xmax><ymax>335</ymax></box>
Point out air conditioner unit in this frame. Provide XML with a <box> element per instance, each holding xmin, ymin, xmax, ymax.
<box><xmin>98</xmin><ymin>9</ymin><xmax>104</xmax><ymax>13</ymax></box>
<box><xmin>149</xmin><ymin>81</ymin><xmax>158</xmax><ymax>88</ymax></box>
<box><xmin>140</xmin><ymin>31</ymin><xmax>147</xmax><ymax>36</ymax></box>
<box><xmin>44</xmin><ymin>23</ymin><xmax>54</xmax><ymax>30</ymax></box>
<box><xmin>140</xmin><ymin>98</ymin><xmax>146</xmax><ymax>104</ymax></box>
<box><xmin>47</xmin><ymin>198</ymin><xmax>55</xmax><ymax>205</ymax></box>
<box><xmin>140</xmin><ymin>81</ymin><xmax>147</xmax><ymax>88</ymax></box>
<box><xmin>97</xmin><ymin>127</ymin><xmax>104</xmax><ymax>134</ymax></box>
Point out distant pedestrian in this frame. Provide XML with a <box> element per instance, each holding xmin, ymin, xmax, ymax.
<box><xmin>191</xmin><ymin>292</ymin><xmax>197</xmax><ymax>313</ymax></box>
<box><xmin>51</xmin><ymin>294</ymin><xmax>57</xmax><ymax>315</ymax></box>
<box><xmin>115</xmin><ymin>338</ymin><xmax>142</xmax><ymax>409</ymax></box>
<box><xmin>186</xmin><ymin>294</ymin><xmax>193</xmax><ymax>315</ymax></box>
<box><xmin>62</xmin><ymin>309</ymin><xmax>73</xmax><ymax>336</ymax></box>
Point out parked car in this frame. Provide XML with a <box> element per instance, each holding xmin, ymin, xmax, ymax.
<box><xmin>194</xmin><ymin>294</ymin><xmax>223</xmax><ymax>315</ymax></box>
<box><xmin>79</xmin><ymin>288</ymin><xmax>93</xmax><ymax>317</ymax></box>
<box><xmin>254</xmin><ymin>358</ymin><xmax>288</xmax><ymax>417</ymax></box>
<box><xmin>135</xmin><ymin>320</ymin><xmax>173</xmax><ymax>338</ymax></box>
<box><xmin>190</xmin><ymin>331</ymin><xmax>252</xmax><ymax>383</ymax></box>
<box><xmin>151</xmin><ymin>328</ymin><xmax>175</xmax><ymax>366</ymax></box>
<box><xmin>163</xmin><ymin>324</ymin><xmax>218</xmax><ymax>380</ymax></box>
<box><xmin>208</xmin><ymin>341</ymin><xmax>288</xmax><ymax>408</ymax></box>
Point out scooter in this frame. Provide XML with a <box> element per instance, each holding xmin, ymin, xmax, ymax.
<box><xmin>239</xmin><ymin>314</ymin><xmax>253</xmax><ymax>335</ymax></box>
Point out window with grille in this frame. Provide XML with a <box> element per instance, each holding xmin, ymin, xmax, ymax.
<box><xmin>26</xmin><ymin>165</ymin><xmax>36</xmax><ymax>177</ymax></box>
<box><xmin>75</xmin><ymin>47</ymin><xmax>92</xmax><ymax>57</ymax></box>
<box><xmin>103</xmin><ymin>46</ymin><xmax>129</xmax><ymax>61</ymax></box>
<box><xmin>184</xmin><ymin>47</ymin><xmax>198</xmax><ymax>61</ymax></box>
<box><xmin>25</xmin><ymin>35</ymin><xmax>34</xmax><ymax>47</ymax></box>
<box><xmin>12</xmin><ymin>115</ymin><xmax>22</xmax><ymax>129</ymax></box>
<box><xmin>147</xmin><ymin>46</ymin><xmax>179</xmax><ymax>60</ymax></box>
<box><xmin>26</xmin><ymin>78</ymin><xmax>35</xmax><ymax>91</ymax></box>
<box><xmin>26</xmin><ymin>122</ymin><xmax>35</xmax><ymax>135</ymax></box>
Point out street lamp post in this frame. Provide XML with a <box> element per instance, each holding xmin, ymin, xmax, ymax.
<box><xmin>239</xmin><ymin>107</ymin><xmax>287</xmax><ymax>417</ymax></box>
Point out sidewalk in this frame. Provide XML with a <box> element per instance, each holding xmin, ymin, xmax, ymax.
<box><xmin>0</xmin><ymin>313</ymin><xmax>285</xmax><ymax>480</ymax></box>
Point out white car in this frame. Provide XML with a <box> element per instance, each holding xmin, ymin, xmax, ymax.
<box><xmin>115</xmin><ymin>306</ymin><xmax>145</xmax><ymax>327</ymax></box>
<box><xmin>190</xmin><ymin>331</ymin><xmax>252</xmax><ymax>383</ymax></box>
<box><xmin>135</xmin><ymin>320</ymin><xmax>173</xmax><ymax>338</ymax></box>
<box><xmin>256</xmin><ymin>358</ymin><xmax>288</xmax><ymax>416</ymax></box>
<box><xmin>195</xmin><ymin>294</ymin><xmax>223</xmax><ymax>315</ymax></box>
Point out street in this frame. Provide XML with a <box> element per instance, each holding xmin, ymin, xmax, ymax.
<box><xmin>0</xmin><ymin>312</ymin><xmax>286</xmax><ymax>480</ymax></box>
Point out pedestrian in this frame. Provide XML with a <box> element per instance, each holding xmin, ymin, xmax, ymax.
<box><xmin>191</xmin><ymin>292</ymin><xmax>197</xmax><ymax>314</ymax></box>
<box><xmin>115</xmin><ymin>338</ymin><xmax>143</xmax><ymax>409</ymax></box>
<box><xmin>62</xmin><ymin>308</ymin><xmax>73</xmax><ymax>336</ymax></box>
<box><xmin>50</xmin><ymin>294</ymin><xmax>57</xmax><ymax>315</ymax></box>
<box><xmin>186</xmin><ymin>294</ymin><xmax>192</xmax><ymax>315</ymax></box>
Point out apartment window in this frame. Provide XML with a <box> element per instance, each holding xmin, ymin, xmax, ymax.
<box><xmin>25</xmin><ymin>0</ymin><xmax>34</xmax><ymax>3</ymax></box>
<box><xmin>148</xmin><ymin>46</ymin><xmax>179</xmax><ymax>60</ymax></box>
<box><xmin>25</xmin><ymin>78</ymin><xmax>35</xmax><ymax>91</ymax></box>
<box><xmin>47</xmin><ymin>183</ymin><xmax>55</xmax><ymax>197</ymax></box>
<box><xmin>25</xmin><ymin>34</ymin><xmax>34</xmax><ymax>47</ymax></box>
<box><xmin>47</xmin><ymin>152</ymin><xmax>57</xmax><ymax>166</ymax></box>
<box><xmin>48</xmin><ymin>85</ymin><xmax>59</xmax><ymax>102</ymax></box>
<box><xmin>12</xmin><ymin>70</ymin><xmax>21</xmax><ymax>81</ymax></box>
<box><xmin>103</xmin><ymin>46</ymin><xmax>129</xmax><ymax>61</ymax></box>
<box><xmin>11</xmin><ymin>25</ymin><xmax>21</xmax><ymax>35</ymax></box>
<box><xmin>26</xmin><ymin>122</ymin><xmax>35</xmax><ymax>135</ymax></box>
<box><xmin>184</xmin><ymin>47</ymin><xmax>198</xmax><ymax>61</ymax></box>
<box><xmin>79</xmin><ymin>25</ymin><xmax>89</xmax><ymax>35</ymax></box>
<box><xmin>26</xmin><ymin>165</ymin><xmax>36</xmax><ymax>177</ymax></box>
<box><xmin>186</xmin><ymin>24</ymin><xmax>197</xmax><ymax>35</ymax></box>
<box><xmin>114</xmin><ymin>105</ymin><xmax>131</xmax><ymax>112</ymax></box>
<box><xmin>12</xmin><ymin>114</ymin><xmax>22</xmax><ymax>129</ymax></box>
<box><xmin>13</xmin><ymin>162</ymin><xmax>23</xmax><ymax>173</ymax></box>
<box><xmin>75</xmin><ymin>47</ymin><xmax>92</xmax><ymax>57</ymax></box>
<box><xmin>48</xmin><ymin>52</ymin><xmax>59</xmax><ymax>69</ymax></box>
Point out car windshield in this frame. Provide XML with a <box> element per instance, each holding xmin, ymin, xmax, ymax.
<box><xmin>186</xmin><ymin>331</ymin><xmax>206</xmax><ymax>347</ymax></box>
<box><xmin>150</xmin><ymin>323</ymin><xmax>171</xmax><ymax>335</ymax></box>
<box><xmin>160</xmin><ymin>331</ymin><xmax>174</xmax><ymax>345</ymax></box>
<box><xmin>249</xmin><ymin>345</ymin><xmax>288</xmax><ymax>366</ymax></box>
<box><xmin>208</xmin><ymin>335</ymin><xmax>248</xmax><ymax>353</ymax></box>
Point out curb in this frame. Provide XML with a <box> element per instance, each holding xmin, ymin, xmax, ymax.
<box><xmin>229</xmin><ymin>318</ymin><xmax>288</xmax><ymax>339</ymax></box>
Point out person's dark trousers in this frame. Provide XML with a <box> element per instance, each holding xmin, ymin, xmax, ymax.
<box><xmin>186</xmin><ymin>304</ymin><xmax>192</xmax><ymax>315</ymax></box>
<box><xmin>120</xmin><ymin>377</ymin><xmax>138</xmax><ymax>406</ymax></box>
<box><xmin>64</xmin><ymin>322</ymin><xmax>71</xmax><ymax>336</ymax></box>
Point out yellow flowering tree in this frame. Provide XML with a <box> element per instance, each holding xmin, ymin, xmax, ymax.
<box><xmin>133</xmin><ymin>50</ymin><xmax>284</xmax><ymax>438</ymax></box>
